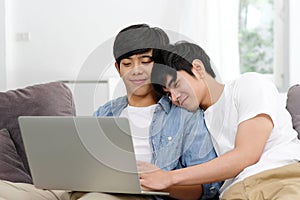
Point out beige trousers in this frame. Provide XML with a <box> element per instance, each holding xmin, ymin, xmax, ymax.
<box><xmin>0</xmin><ymin>180</ymin><xmax>153</xmax><ymax>200</ymax></box>
<box><xmin>0</xmin><ymin>180</ymin><xmax>67</xmax><ymax>200</ymax></box>
<box><xmin>222</xmin><ymin>162</ymin><xmax>300</xmax><ymax>200</ymax></box>
<box><xmin>69</xmin><ymin>192</ymin><xmax>153</xmax><ymax>200</ymax></box>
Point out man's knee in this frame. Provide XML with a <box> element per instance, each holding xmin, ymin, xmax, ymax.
<box><xmin>0</xmin><ymin>180</ymin><xmax>64</xmax><ymax>200</ymax></box>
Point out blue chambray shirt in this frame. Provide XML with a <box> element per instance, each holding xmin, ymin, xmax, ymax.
<box><xmin>93</xmin><ymin>95</ymin><xmax>221</xmax><ymax>199</ymax></box>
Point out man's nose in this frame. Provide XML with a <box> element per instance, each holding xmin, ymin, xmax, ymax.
<box><xmin>132</xmin><ymin>62</ymin><xmax>142</xmax><ymax>74</ymax></box>
<box><xmin>170</xmin><ymin>89</ymin><xmax>180</xmax><ymax>102</ymax></box>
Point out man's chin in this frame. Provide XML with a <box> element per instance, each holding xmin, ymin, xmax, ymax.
<box><xmin>128</xmin><ymin>89</ymin><xmax>153</xmax><ymax>98</ymax></box>
<box><xmin>184</xmin><ymin>105</ymin><xmax>198</xmax><ymax>112</ymax></box>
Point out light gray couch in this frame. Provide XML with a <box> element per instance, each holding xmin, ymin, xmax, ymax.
<box><xmin>286</xmin><ymin>84</ymin><xmax>300</xmax><ymax>139</ymax></box>
<box><xmin>0</xmin><ymin>82</ymin><xmax>76</xmax><ymax>183</ymax></box>
<box><xmin>0</xmin><ymin>82</ymin><xmax>299</xmax><ymax>185</ymax></box>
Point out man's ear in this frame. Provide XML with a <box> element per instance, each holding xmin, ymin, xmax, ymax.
<box><xmin>192</xmin><ymin>59</ymin><xmax>205</xmax><ymax>78</ymax></box>
<box><xmin>114</xmin><ymin>62</ymin><xmax>121</xmax><ymax>75</ymax></box>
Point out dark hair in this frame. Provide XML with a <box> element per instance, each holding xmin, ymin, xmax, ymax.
<box><xmin>113</xmin><ymin>24</ymin><xmax>170</xmax><ymax>67</ymax></box>
<box><xmin>170</xmin><ymin>41</ymin><xmax>215</xmax><ymax>78</ymax></box>
<box><xmin>151</xmin><ymin>62</ymin><xmax>178</xmax><ymax>95</ymax></box>
<box><xmin>151</xmin><ymin>41</ymin><xmax>216</xmax><ymax>94</ymax></box>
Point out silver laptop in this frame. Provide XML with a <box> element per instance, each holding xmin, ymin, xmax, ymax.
<box><xmin>18</xmin><ymin>116</ymin><xmax>168</xmax><ymax>196</ymax></box>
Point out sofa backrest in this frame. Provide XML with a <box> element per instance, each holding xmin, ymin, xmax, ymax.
<box><xmin>0</xmin><ymin>82</ymin><xmax>76</xmax><ymax>182</ymax></box>
<box><xmin>286</xmin><ymin>84</ymin><xmax>300</xmax><ymax>139</ymax></box>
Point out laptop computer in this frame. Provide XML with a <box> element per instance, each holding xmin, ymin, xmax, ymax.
<box><xmin>18</xmin><ymin>116</ymin><xmax>168</xmax><ymax>196</ymax></box>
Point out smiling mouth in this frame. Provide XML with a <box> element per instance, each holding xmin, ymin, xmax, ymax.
<box><xmin>131</xmin><ymin>79</ymin><xmax>146</xmax><ymax>85</ymax></box>
<box><xmin>179</xmin><ymin>97</ymin><xmax>188</xmax><ymax>106</ymax></box>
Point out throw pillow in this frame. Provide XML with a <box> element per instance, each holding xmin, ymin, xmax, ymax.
<box><xmin>286</xmin><ymin>84</ymin><xmax>300</xmax><ymax>139</ymax></box>
<box><xmin>0</xmin><ymin>81</ymin><xmax>76</xmax><ymax>176</ymax></box>
<box><xmin>0</xmin><ymin>128</ymin><xmax>32</xmax><ymax>183</ymax></box>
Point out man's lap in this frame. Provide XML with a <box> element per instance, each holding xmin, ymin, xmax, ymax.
<box><xmin>222</xmin><ymin>162</ymin><xmax>300</xmax><ymax>200</ymax></box>
<box><xmin>0</xmin><ymin>180</ymin><xmax>67</xmax><ymax>200</ymax></box>
<box><xmin>0</xmin><ymin>180</ymin><xmax>153</xmax><ymax>200</ymax></box>
<box><xmin>69</xmin><ymin>192</ymin><xmax>153</xmax><ymax>200</ymax></box>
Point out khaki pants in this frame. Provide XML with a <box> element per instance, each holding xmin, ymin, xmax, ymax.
<box><xmin>69</xmin><ymin>192</ymin><xmax>153</xmax><ymax>200</ymax></box>
<box><xmin>222</xmin><ymin>162</ymin><xmax>300</xmax><ymax>200</ymax></box>
<box><xmin>0</xmin><ymin>180</ymin><xmax>67</xmax><ymax>200</ymax></box>
<box><xmin>0</xmin><ymin>180</ymin><xmax>153</xmax><ymax>200</ymax></box>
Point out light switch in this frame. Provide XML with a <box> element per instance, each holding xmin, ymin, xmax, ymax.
<box><xmin>16</xmin><ymin>32</ymin><xmax>30</xmax><ymax>42</ymax></box>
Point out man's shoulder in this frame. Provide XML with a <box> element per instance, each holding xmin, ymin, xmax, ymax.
<box><xmin>94</xmin><ymin>96</ymin><xmax>127</xmax><ymax>116</ymax></box>
<box><xmin>232</xmin><ymin>72</ymin><xmax>276</xmax><ymax>95</ymax></box>
<box><xmin>158</xmin><ymin>95</ymin><xmax>201</xmax><ymax>114</ymax></box>
<box><xmin>168</xmin><ymin>103</ymin><xmax>203</xmax><ymax>119</ymax></box>
<box><xmin>236</xmin><ymin>72</ymin><xmax>269</xmax><ymax>86</ymax></box>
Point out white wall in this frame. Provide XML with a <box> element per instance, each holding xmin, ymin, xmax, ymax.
<box><xmin>5</xmin><ymin>0</ymin><xmax>196</xmax><ymax>114</ymax></box>
<box><xmin>3</xmin><ymin>0</ymin><xmax>300</xmax><ymax>93</ymax></box>
<box><xmin>5</xmin><ymin>0</ymin><xmax>186</xmax><ymax>90</ymax></box>
<box><xmin>0</xmin><ymin>0</ymin><xmax>5</xmax><ymax>91</ymax></box>
<box><xmin>289</xmin><ymin>0</ymin><xmax>300</xmax><ymax>86</ymax></box>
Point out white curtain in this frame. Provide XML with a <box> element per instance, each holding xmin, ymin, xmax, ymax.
<box><xmin>0</xmin><ymin>0</ymin><xmax>6</xmax><ymax>91</ymax></box>
<box><xmin>173</xmin><ymin>0</ymin><xmax>240</xmax><ymax>82</ymax></box>
<box><xmin>274</xmin><ymin>0</ymin><xmax>290</xmax><ymax>92</ymax></box>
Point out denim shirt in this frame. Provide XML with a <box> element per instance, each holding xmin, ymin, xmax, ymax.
<box><xmin>94</xmin><ymin>96</ymin><xmax>221</xmax><ymax>199</ymax></box>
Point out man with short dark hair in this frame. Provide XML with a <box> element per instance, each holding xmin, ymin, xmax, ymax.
<box><xmin>0</xmin><ymin>25</ymin><xmax>221</xmax><ymax>200</ymax></box>
<box><xmin>90</xmin><ymin>24</ymin><xmax>221</xmax><ymax>200</ymax></box>
<box><xmin>140</xmin><ymin>41</ymin><xmax>300</xmax><ymax>200</ymax></box>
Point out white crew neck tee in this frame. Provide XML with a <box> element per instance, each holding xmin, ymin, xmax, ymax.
<box><xmin>204</xmin><ymin>73</ymin><xmax>300</xmax><ymax>196</ymax></box>
<box><xmin>120</xmin><ymin>104</ymin><xmax>157</xmax><ymax>163</ymax></box>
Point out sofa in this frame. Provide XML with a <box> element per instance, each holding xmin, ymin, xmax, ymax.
<box><xmin>0</xmin><ymin>82</ymin><xmax>299</xmax><ymax>185</ymax></box>
<box><xmin>286</xmin><ymin>84</ymin><xmax>300</xmax><ymax>139</ymax></box>
<box><xmin>0</xmin><ymin>82</ymin><xmax>76</xmax><ymax>184</ymax></box>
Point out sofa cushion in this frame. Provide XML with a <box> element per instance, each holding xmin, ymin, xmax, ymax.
<box><xmin>286</xmin><ymin>84</ymin><xmax>300</xmax><ymax>139</ymax></box>
<box><xmin>0</xmin><ymin>128</ymin><xmax>32</xmax><ymax>183</ymax></box>
<box><xmin>0</xmin><ymin>82</ymin><xmax>76</xmax><ymax>177</ymax></box>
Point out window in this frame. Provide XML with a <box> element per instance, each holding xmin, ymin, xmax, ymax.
<box><xmin>238</xmin><ymin>0</ymin><xmax>274</xmax><ymax>74</ymax></box>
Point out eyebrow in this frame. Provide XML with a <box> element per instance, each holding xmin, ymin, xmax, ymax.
<box><xmin>124</xmin><ymin>54</ymin><xmax>153</xmax><ymax>60</ymax></box>
<box><xmin>166</xmin><ymin>77</ymin><xmax>177</xmax><ymax>88</ymax></box>
<box><xmin>139</xmin><ymin>55</ymin><xmax>153</xmax><ymax>59</ymax></box>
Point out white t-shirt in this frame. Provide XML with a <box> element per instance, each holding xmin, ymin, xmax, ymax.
<box><xmin>204</xmin><ymin>72</ymin><xmax>300</xmax><ymax>195</ymax></box>
<box><xmin>120</xmin><ymin>104</ymin><xmax>157</xmax><ymax>163</ymax></box>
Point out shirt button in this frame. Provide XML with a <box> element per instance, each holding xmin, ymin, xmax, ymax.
<box><xmin>168</xmin><ymin>136</ymin><xmax>172</xmax><ymax>141</ymax></box>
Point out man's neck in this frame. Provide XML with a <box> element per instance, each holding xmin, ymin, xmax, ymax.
<box><xmin>201</xmin><ymin>77</ymin><xmax>225</xmax><ymax>110</ymax></box>
<box><xmin>127</xmin><ymin>93</ymin><xmax>159</xmax><ymax>107</ymax></box>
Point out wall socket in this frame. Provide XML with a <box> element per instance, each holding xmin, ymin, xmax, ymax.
<box><xmin>16</xmin><ymin>32</ymin><xmax>30</xmax><ymax>42</ymax></box>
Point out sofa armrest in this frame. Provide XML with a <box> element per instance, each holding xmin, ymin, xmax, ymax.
<box><xmin>0</xmin><ymin>81</ymin><xmax>76</xmax><ymax>182</ymax></box>
<box><xmin>286</xmin><ymin>84</ymin><xmax>300</xmax><ymax>139</ymax></box>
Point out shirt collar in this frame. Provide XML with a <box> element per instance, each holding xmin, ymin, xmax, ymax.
<box><xmin>111</xmin><ymin>95</ymin><xmax>172</xmax><ymax>115</ymax></box>
<box><xmin>157</xmin><ymin>95</ymin><xmax>172</xmax><ymax>114</ymax></box>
